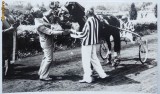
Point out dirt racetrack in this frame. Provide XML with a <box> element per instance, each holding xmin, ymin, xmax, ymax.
<box><xmin>3</xmin><ymin>33</ymin><xmax>158</xmax><ymax>93</ymax></box>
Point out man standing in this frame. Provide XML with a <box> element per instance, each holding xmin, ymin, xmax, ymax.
<box><xmin>36</xmin><ymin>7</ymin><xmax>70</xmax><ymax>81</ymax></box>
<box><xmin>71</xmin><ymin>7</ymin><xmax>107</xmax><ymax>83</ymax></box>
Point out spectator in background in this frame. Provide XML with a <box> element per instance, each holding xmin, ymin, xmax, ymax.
<box><xmin>21</xmin><ymin>11</ymin><xmax>29</xmax><ymax>25</ymax></box>
<box><xmin>26</xmin><ymin>11</ymin><xmax>35</xmax><ymax>25</ymax></box>
<box><xmin>129</xmin><ymin>3</ymin><xmax>137</xmax><ymax>20</ymax></box>
<box><xmin>23</xmin><ymin>11</ymin><xmax>34</xmax><ymax>25</ymax></box>
<box><xmin>18</xmin><ymin>13</ymin><xmax>25</xmax><ymax>24</ymax></box>
<box><xmin>2</xmin><ymin>3</ymin><xmax>20</xmax><ymax>78</ymax></box>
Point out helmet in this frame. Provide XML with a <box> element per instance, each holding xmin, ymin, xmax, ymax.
<box><xmin>121</xmin><ymin>16</ymin><xmax>128</xmax><ymax>20</ymax></box>
<box><xmin>49</xmin><ymin>1</ymin><xmax>59</xmax><ymax>9</ymax></box>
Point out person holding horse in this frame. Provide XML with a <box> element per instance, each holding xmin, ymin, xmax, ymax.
<box><xmin>70</xmin><ymin>7</ymin><xmax>107</xmax><ymax>83</ymax></box>
<box><xmin>35</xmin><ymin>2</ymin><xmax>71</xmax><ymax>81</ymax></box>
<box><xmin>63</xmin><ymin>2</ymin><xmax>121</xmax><ymax>65</ymax></box>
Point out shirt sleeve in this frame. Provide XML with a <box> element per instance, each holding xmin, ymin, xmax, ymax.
<box><xmin>37</xmin><ymin>25</ymin><xmax>63</xmax><ymax>35</ymax></box>
<box><xmin>71</xmin><ymin>19</ymin><xmax>90</xmax><ymax>39</ymax></box>
<box><xmin>37</xmin><ymin>25</ymin><xmax>52</xmax><ymax>35</ymax></box>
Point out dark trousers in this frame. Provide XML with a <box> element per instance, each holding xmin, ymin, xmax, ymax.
<box><xmin>2</xmin><ymin>45</ymin><xmax>14</xmax><ymax>79</ymax></box>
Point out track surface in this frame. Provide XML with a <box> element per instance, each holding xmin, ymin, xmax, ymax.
<box><xmin>3</xmin><ymin>33</ymin><xmax>157</xmax><ymax>93</ymax></box>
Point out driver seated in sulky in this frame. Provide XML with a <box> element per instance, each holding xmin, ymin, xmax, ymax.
<box><xmin>120</xmin><ymin>16</ymin><xmax>135</xmax><ymax>43</ymax></box>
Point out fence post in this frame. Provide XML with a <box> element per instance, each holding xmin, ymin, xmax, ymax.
<box><xmin>11</xmin><ymin>30</ymin><xmax>17</xmax><ymax>64</ymax></box>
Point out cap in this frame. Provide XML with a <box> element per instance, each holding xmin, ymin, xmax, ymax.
<box><xmin>121</xmin><ymin>16</ymin><xmax>127</xmax><ymax>20</ymax></box>
<box><xmin>49</xmin><ymin>1</ymin><xmax>59</xmax><ymax>9</ymax></box>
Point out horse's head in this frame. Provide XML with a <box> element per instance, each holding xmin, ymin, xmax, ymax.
<box><xmin>46</xmin><ymin>2</ymin><xmax>85</xmax><ymax>31</ymax></box>
<box><xmin>57</xmin><ymin>8</ymin><xmax>80</xmax><ymax>30</ymax></box>
<box><xmin>57</xmin><ymin>2</ymin><xmax>80</xmax><ymax>23</ymax></box>
<box><xmin>58</xmin><ymin>2</ymin><xmax>85</xmax><ymax>31</ymax></box>
<box><xmin>54</xmin><ymin>2</ymin><xmax>81</xmax><ymax>30</ymax></box>
<box><xmin>57</xmin><ymin>6</ymin><xmax>72</xmax><ymax>22</ymax></box>
<box><xmin>64</xmin><ymin>2</ymin><xmax>76</xmax><ymax>16</ymax></box>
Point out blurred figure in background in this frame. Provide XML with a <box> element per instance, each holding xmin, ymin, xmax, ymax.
<box><xmin>2</xmin><ymin>3</ymin><xmax>20</xmax><ymax>78</ymax></box>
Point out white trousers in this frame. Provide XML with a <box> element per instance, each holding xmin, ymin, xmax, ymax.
<box><xmin>38</xmin><ymin>47</ymin><xmax>53</xmax><ymax>79</ymax></box>
<box><xmin>81</xmin><ymin>45</ymin><xmax>107</xmax><ymax>80</ymax></box>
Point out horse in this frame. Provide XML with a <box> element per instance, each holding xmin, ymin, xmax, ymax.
<box><xmin>58</xmin><ymin>2</ymin><xmax>121</xmax><ymax>62</ymax></box>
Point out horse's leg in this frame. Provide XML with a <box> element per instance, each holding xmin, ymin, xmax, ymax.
<box><xmin>112</xmin><ymin>29</ymin><xmax>121</xmax><ymax>58</ymax></box>
<box><xmin>105</xmin><ymin>34</ymin><xmax>112</xmax><ymax>63</ymax></box>
<box><xmin>76</xmin><ymin>18</ymin><xmax>85</xmax><ymax>31</ymax></box>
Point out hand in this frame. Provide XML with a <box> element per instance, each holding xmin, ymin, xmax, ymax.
<box><xmin>3</xmin><ymin>30</ymin><xmax>6</xmax><ymax>32</ymax></box>
<box><xmin>64</xmin><ymin>29</ymin><xmax>71</xmax><ymax>32</ymax></box>
<box><xmin>62</xmin><ymin>29</ymin><xmax>71</xmax><ymax>35</ymax></box>
<box><xmin>70</xmin><ymin>29</ymin><xmax>77</xmax><ymax>34</ymax></box>
<box><xmin>3</xmin><ymin>25</ymin><xmax>15</xmax><ymax>33</ymax></box>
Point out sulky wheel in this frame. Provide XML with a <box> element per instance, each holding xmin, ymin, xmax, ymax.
<box><xmin>139</xmin><ymin>43</ymin><xmax>148</xmax><ymax>64</ymax></box>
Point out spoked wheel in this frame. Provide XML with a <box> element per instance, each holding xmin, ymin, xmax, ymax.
<box><xmin>100</xmin><ymin>40</ymin><xmax>110</xmax><ymax>60</ymax></box>
<box><xmin>139</xmin><ymin>44</ymin><xmax>148</xmax><ymax>64</ymax></box>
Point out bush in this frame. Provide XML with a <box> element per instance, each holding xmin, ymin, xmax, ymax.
<box><xmin>135</xmin><ymin>23</ymin><xmax>157</xmax><ymax>31</ymax></box>
<box><xmin>17</xmin><ymin>30</ymin><xmax>41</xmax><ymax>58</ymax></box>
<box><xmin>16</xmin><ymin>29</ymin><xmax>81</xmax><ymax>58</ymax></box>
<box><xmin>134</xmin><ymin>22</ymin><xmax>157</xmax><ymax>36</ymax></box>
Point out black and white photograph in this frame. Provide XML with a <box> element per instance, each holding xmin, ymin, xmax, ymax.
<box><xmin>1</xmin><ymin>0</ymin><xmax>158</xmax><ymax>94</ymax></box>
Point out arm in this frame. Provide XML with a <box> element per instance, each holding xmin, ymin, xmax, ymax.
<box><xmin>70</xmin><ymin>20</ymin><xmax>89</xmax><ymax>39</ymax></box>
<box><xmin>37</xmin><ymin>25</ymin><xmax>70</xmax><ymax>35</ymax></box>
<box><xmin>37</xmin><ymin>25</ymin><xmax>60</xmax><ymax>35</ymax></box>
<box><xmin>51</xmin><ymin>30</ymin><xmax>64</xmax><ymax>35</ymax></box>
<box><xmin>3</xmin><ymin>25</ymin><xmax>15</xmax><ymax>33</ymax></box>
<box><xmin>3</xmin><ymin>15</ymin><xmax>17</xmax><ymax>33</ymax></box>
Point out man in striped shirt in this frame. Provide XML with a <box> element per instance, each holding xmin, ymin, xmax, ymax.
<box><xmin>120</xmin><ymin>16</ymin><xmax>135</xmax><ymax>43</ymax></box>
<box><xmin>71</xmin><ymin>7</ymin><xmax>107</xmax><ymax>83</ymax></box>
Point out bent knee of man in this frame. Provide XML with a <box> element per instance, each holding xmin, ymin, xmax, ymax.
<box><xmin>45</xmin><ymin>57</ymin><xmax>53</xmax><ymax>63</ymax></box>
<box><xmin>37</xmin><ymin>25</ymin><xmax>49</xmax><ymax>32</ymax></box>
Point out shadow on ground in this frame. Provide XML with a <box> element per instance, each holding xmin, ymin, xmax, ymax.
<box><xmin>12</xmin><ymin>65</ymin><xmax>40</xmax><ymax>80</ymax></box>
<box><xmin>4</xmin><ymin>57</ymin><xmax>156</xmax><ymax>87</ymax></box>
<box><xmin>94</xmin><ymin>58</ymin><xmax>156</xmax><ymax>86</ymax></box>
<box><xmin>50</xmin><ymin>75</ymin><xmax>82</xmax><ymax>81</ymax></box>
